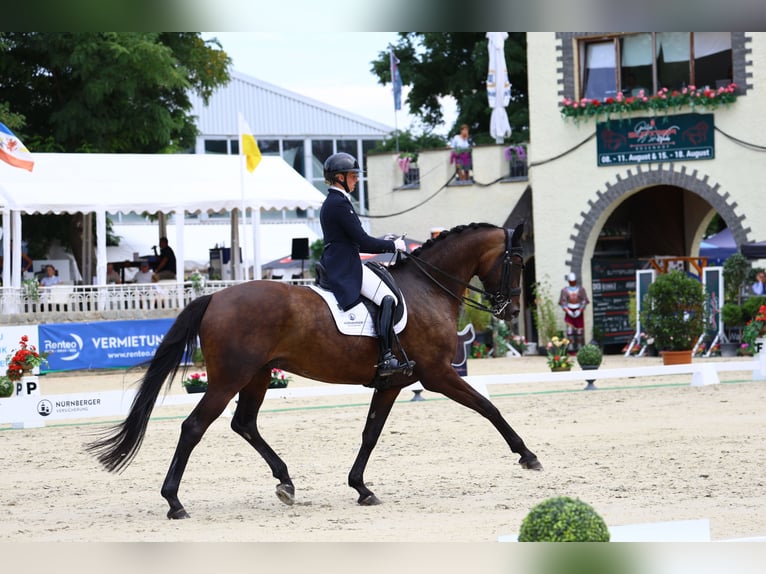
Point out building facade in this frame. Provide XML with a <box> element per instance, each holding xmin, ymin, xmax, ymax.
<box><xmin>367</xmin><ymin>32</ymin><xmax>766</xmax><ymax>349</ymax></box>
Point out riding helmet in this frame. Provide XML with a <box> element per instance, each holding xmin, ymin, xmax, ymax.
<box><xmin>323</xmin><ymin>152</ymin><xmax>361</xmax><ymax>182</ymax></box>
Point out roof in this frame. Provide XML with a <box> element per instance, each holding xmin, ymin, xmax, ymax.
<box><xmin>190</xmin><ymin>70</ymin><xmax>394</xmax><ymax>137</ymax></box>
<box><xmin>0</xmin><ymin>153</ymin><xmax>326</xmax><ymax>215</ymax></box>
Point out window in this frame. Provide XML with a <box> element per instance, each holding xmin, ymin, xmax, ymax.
<box><xmin>578</xmin><ymin>33</ymin><xmax>733</xmax><ymax>101</ymax></box>
<box><xmin>204</xmin><ymin>140</ymin><xmax>228</xmax><ymax>154</ymax></box>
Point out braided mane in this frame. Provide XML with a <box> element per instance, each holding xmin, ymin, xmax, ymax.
<box><xmin>410</xmin><ymin>222</ymin><xmax>500</xmax><ymax>257</ymax></box>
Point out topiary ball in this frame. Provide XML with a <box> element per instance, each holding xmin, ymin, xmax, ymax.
<box><xmin>518</xmin><ymin>496</ymin><xmax>610</xmax><ymax>542</ymax></box>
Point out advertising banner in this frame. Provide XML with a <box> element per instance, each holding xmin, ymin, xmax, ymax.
<box><xmin>597</xmin><ymin>113</ymin><xmax>714</xmax><ymax>167</ymax></box>
<box><xmin>38</xmin><ymin>319</ymin><xmax>174</xmax><ymax>371</ymax></box>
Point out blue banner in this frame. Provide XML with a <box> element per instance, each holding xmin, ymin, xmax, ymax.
<box><xmin>38</xmin><ymin>319</ymin><xmax>175</xmax><ymax>372</ymax></box>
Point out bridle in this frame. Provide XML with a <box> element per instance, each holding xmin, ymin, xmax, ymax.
<box><xmin>404</xmin><ymin>228</ymin><xmax>524</xmax><ymax>318</ymax></box>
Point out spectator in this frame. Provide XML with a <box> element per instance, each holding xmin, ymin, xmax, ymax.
<box><xmin>153</xmin><ymin>236</ymin><xmax>176</xmax><ymax>280</ymax></box>
<box><xmin>106</xmin><ymin>262</ymin><xmax>121</xmax><ymax>284</ymax></box>
<box><xmin>752</xmin><ymin>270</ymin><xmax>766</xmax><ymax>295</ymax></box>
<box><xmin>449</xmin><ymin>124</ymin><xmax>473</xmax><ymax>182</ymax></box>
<box><xmin>39</xmin><ymin>264</ymin><xmax>61</xmax><ymax>287</ymax></box>
<box><xmin>134</xmin><ymin>261</ymin><xmax>154</xmax><ymax>284</ymax></box>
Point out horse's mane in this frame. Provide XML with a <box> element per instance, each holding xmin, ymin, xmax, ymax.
<box><xmin>390</xmin><ymin>222</ymin><xmax>500</xmax><ymax>268</ymax></box>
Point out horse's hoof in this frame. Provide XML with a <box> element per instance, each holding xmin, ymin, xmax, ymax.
<box><xmin>358</xmin><ymin>494</ymin><xmax>381</xmax><ymax>506</ymax></box>
<box><xmin>276</xmin><ymin>483</ymin><xmax>295</xmax><ymax>506</ymax></box>
<box><xmin>520</xmin><ymin>457</ymin><xmax>543</xmax><ymax>471</ymax></box>
<box><xmin>167</xmin><ymin>507</ymin><xmax>190</xmax><ymax>519</ymax></box>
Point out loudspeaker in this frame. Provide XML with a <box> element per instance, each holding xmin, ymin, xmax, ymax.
<box><xmin>291</xmin><ymin>237</ymin><xmax>310</xmax><ymax>260</ymax></box>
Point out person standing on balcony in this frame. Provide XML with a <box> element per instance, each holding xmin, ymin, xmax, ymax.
<box><xmin>449</xmin><ymin>124</ymin><xmax>473</xmax><ymax>182</ymax></box>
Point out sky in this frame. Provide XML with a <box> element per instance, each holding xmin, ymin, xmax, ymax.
<box><xmin>203</xmin><ymin>32</ymin><xmax>458</xmax><ymax>136</ymax></box>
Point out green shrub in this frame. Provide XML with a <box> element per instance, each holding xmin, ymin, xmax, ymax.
<box><xmin>576</xmin><ymin>343</ymin><xmax>603</xmax><ymax>367</ymax></box>
<box><xmin>640</xmin><ymin>270</ymin><xmax>705</xmax><ymax>351</ymax></box>
<box><xmin>518</xmin><ymin>496</ymin><xmax>610</xmax><ymax>542</ymax></box>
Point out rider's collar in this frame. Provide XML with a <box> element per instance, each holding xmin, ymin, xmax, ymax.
<box><xmin>329</xmin><ymin>185</ymin><xmax>352</xmax><ymax>202</ymax></box>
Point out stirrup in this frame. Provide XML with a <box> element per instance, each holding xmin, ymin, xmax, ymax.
<box><xmin>376</xmin><ymin>353</ymin><xmax>415</xmax><ymax>377</ymax></box>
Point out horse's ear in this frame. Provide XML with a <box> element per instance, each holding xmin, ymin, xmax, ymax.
<box><xmin>511</xmin><ymin>224</ymin><xmax>524</xmax><ymax>246</ymax></box>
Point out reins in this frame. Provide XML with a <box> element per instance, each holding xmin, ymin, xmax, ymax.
<box><xmin>402</xmin><ymin>228</ymin><xmax>524</xmax><ymax>317</ymax></box>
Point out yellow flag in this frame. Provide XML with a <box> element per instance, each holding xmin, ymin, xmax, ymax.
<box><xmin>238</xmin><ymin>114</ymin><xmax>261</xmax><ymax>173</ymax></box>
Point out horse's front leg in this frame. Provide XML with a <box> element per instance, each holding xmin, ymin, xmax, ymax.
<box><xmin>348</xmin><ymin>386</ymin><xmax>401</xmax><ymax>505</ymax></box>
<box><xmin>422</xmin><ymin>367</ymin><xmax>543</xmax><ymax>470</ymax></box>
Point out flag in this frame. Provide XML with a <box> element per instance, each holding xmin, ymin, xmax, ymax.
<box><xmin>390</xmin><ymin>48</ymin><xmax>402</xmax><ymax>112</ymax></box>
<box><xmin>238</xmin><ymin>114</ymin><xmax>261</xmax><ymax>173</ymax></box>
<box><xmin>0</xmin><ymin>122</ymin><xmax>34</xmax><ymax>172</ymax></box>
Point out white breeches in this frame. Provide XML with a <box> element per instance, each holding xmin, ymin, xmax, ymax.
<box><xmin>360</xmin><ymin>265</ymin><xmax>397</xmax><ymax>306</ymax></box>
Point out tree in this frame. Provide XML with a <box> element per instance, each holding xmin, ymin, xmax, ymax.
<box><xmin>0</xmin><ymin>33</ymin><xmax>231</xmax><ymax>278</ymax></box>
<box><xmin>369</xmin><ymin>33</ymin><xmax>528</xmax><ymax>143</ymax></box>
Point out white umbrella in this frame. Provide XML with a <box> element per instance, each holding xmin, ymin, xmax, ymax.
<box><xmin>486</xmin><ymin>32</ymin><xmax>512</xmax><ymax>143</ymax></box>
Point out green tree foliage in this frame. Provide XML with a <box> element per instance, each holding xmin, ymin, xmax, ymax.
<box><xmin>370</xmin><ymin>128</ymin><xmax>447</xmax><ymax>156</ymax></box>
<box><xmin>369</xmin><ymin>33</ymin><xmax>528</xmax><ymax>143</ymax></box>
<box><xmin>0</xmin><ymin>33</ymin><xmax>231</xmax><ymax>274</ymax></box>
<box><xmin>0</xmin><ymin>32</ymin><xmax>231</xmax><ymax>153</ymax></box>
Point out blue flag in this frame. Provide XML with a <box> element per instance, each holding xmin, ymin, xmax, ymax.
<box><xmin>390</xmin><ymin>49</ymin><xmax>402</xmax><ymax>111</ymax></box>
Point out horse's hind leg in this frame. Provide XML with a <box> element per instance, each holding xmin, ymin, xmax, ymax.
<box><xmin>231</xmin><ymin>382</ymin><xmax>295</xmax><ymax>506</ymax></box>
<box><xmin>348</xmin><ymin>387</ymin><xmax>401</xmax><ymax>505</ymax></box>
<box><xmin>161</xmin><ymin>391</ymin><xmax>236</xmax><ymax>519</ymax></box>
<box><xmin>423</xmin><ymin>369</ymin><xmax>542</xmax><ymax>470</ymax></box>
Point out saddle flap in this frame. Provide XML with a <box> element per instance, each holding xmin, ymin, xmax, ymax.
<box><xmin>364</xmin><ymin>261</ymin><xmax>405</xmax><ymax>324</ymax></box>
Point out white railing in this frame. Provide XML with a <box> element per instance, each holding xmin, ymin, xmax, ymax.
<box><xmin>0</xmin><ymin>277</ymin><xmax>316</xmax><ymax>324</ymax></box>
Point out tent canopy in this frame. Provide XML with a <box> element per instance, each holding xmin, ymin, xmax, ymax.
<box><xmin>700</xmin><ymin>227</ymin><xmax>737</xmax><ymax>261</ymax></box>
<box><xmin>0</xmin><ymin>153</ymin><xmax>326</xmax><ymax>287</ymax></box>
<box><xmin>0</xmin><ymin>153</ymin><xmax>325</xmax><ymax>214</ymax></box>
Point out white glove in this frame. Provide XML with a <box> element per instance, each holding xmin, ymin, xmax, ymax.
<box><xmin>394</xmin><ymin>238</ymin><xmax>407</xmax><ymax>252</ymax></box>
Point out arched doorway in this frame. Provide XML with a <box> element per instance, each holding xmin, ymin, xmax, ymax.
<box><xmin>565</xmin><ymin>165</ymin><xmax>753</xmax><ymax>350</ymax></box>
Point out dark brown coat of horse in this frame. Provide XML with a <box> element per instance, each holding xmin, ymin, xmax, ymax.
<box><xmin>87</xmin><ymin>222</ymin><xmax>542</xmax><ymax>519</ymax></box>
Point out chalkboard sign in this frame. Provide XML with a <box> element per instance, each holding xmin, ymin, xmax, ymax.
<box><xmin>591</xmin><ymin>259</ymin><xmax>639</xmax><ymax>345</ymax></box>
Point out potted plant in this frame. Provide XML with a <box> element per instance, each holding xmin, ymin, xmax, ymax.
<box><xmin>518</xmin><ymin>496</ymin><xmax>610</xmax><ymax>542</ymax></box>
<box><xmin>741</xmin><ymin>303</ymin><xmax>766</xmax><ymax>356</ymax></box>
<box><xmin>720</xmin><ymin>302</ymin><xmax>743</xmax><ymax>356</ymax></box>
<box><xmin>546</xmin><ymin>336</ymin><xmax>573</xmax><ymax>371</ymax></box>
<box><xmin>182</xmin><ymin>371</ymin><xmax>208</xmax><ymax>393</ymax></box>
<box><xmin>269</xmin><ymin>368</ymin><xmax>291</xmax><ymax>389</ymax></box>
<box><xmin>640</xmin><ymin>270</ymin><xmax>705</xmax><ymax>365</ymax></box>
<box><xmin>0</xmin><ymin>376</ymin><xmax>13</xmax><ymax>398</ymax></box>
<box><xmin>577</xmin><ymin>343</ymin><xmax>603</xmax><ymax>390</ymax></box>
<box><xmin>533</xmin><ymin>278</ymin><xmax>561</xmax><ymax>352</ymax></box>
<box><xmin>191</xmin><ymin>347</ymin><xmax>205</xmax><ymax>368</ymax></box>
<box><xmin>4</xmin><ymin>335</ymin><xmax>49</xmax><ymax>381</ymax></box>
<box><xmin>576</xmin><ymin>343</ymin><xmax>602</xmax><ymax>369</ymax></box>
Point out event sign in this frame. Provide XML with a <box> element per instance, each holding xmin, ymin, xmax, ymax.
<box><xmin>597</xmin><ymin>113</ymin><xmax>715</xmax><ymax>167</ymax></box>
<box><xmin>39</xmin><ymin>319</ymin><xmax>174</xmax><ymax>371</ymax></box>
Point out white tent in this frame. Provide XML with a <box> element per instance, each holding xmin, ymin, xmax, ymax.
<box><xmin>0</xmin><ymin>153</ymin><xmax>326</xmax><ymax>286</ymax></box>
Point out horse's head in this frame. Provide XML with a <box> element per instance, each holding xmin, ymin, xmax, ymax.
<box><xmin>479</xmin><ymin>225</ymin><xmax>524</xmax><ymax>320</ymax></box>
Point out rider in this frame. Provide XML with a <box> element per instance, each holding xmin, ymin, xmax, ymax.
<box><xmin>319</xmin><ymin>152</ymin><xmax>414</xmax><ymax>379</ymax></box>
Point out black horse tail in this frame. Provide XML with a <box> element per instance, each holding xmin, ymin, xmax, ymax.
<box><xmin>85</xmin><ymin>294</ymin><xmax>214</xmax><ymax>473</ymax></box>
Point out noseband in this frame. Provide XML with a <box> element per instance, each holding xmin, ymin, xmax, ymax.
<box><xmin>404</xmin><ymin>227</ymin><xmax>524</xmax><ymax>318</ymax></box>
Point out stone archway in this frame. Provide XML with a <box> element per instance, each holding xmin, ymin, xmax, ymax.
<box><xmin>564</xmin><ymin>163</ymin><xmax>752</xmax><ymax>278</ymax></box>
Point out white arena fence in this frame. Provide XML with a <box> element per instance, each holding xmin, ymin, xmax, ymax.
<box><xmin>1</xmin><ymin>358</ymin><xmax>763</xmax><ymax>430</ymax></box>
<box><xmin>0</xmin><ymin>278</ymin><xmax>315</xmax><ymax>324</ymax></box>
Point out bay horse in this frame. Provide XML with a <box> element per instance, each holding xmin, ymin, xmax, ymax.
<box><xmin>86</xmin><ymin>222</ymin><xmax>542</xmax><ymax>519</ymax></box>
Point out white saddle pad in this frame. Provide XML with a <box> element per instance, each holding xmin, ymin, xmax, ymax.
<box><xmin>308</xmin><ymin>284</ymin><xmax>408</xmax><ymax>337</ymax></box>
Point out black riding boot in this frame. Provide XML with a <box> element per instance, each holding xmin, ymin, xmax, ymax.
<box><xmin>376</xmin><ymin>295</ymin><xmax>413</xmax><ymax>377</ymax></box>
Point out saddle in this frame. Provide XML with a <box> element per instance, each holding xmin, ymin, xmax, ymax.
<box><xmin>312</xmin><ymin>261</ymin><xmax>407</xmax><ymax>337</ymax></box>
